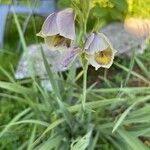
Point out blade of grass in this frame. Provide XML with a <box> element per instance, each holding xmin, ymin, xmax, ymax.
<box><xmin>118</xmin><ymin>128</ymin><xmax>149</xmax><ymax>150</ymax></box>
<box><xmin>33</xmin><ymin>81</ymin><xmax>51</xmax><ymax>110</ymax></box>
<box><xmin>0</xmin><ymin>66</ymin><xmax>15</xmax><ymax>82</ymax></box>
<box><xmin>41</xmin><ymin>48</ymin><xmax>73</xmax><ymax>127</ymax></box>
<box><xmin>12</xmin><ymin>8</ymin><xmax>27</xmax><ymax>51</ymax></box>
<box><xmin>17</xmin><ymin>142</ymin><xmax>28</xmax><ymax>150</ymax></box>
<box><xmin>66</xmin><ymin>64</ymin><xmax>76</xmax><ymax>102</ymax></box>
<box><xmin>88</xmin><ymin>131</ymin><xmax>99</xmax><ymax>150</ymax></box>
<box><xmin>112</xmin><ymin>102</ymin><xmax>137</xmax><ymax>133</ymax></box>
<box><xmin>41</xmin><ymin>47</ymin><xmax>60</xmax><ymax>99</ymax></box>
<box><xmin>124</xmin><ymin>50</ymin><xmax>135</xmax><ymax>87</ymax></box>
<box><xmin>114</xmin><ymin>62</ymin><xmax>150</xmax><ymax>84</ymax></box>
<box><xmin>135</xmin><ymin>57</ymin><xmax>150</xmax><ymax>80</ymax></box>
<box><xmin>35</xmin><ymin>135</ymin><xmax>63</xmax><ymax>150</ymax></box>
<box><xmin>1</xmin><ymin>120</ymin><xmax>49</xmax><ymax>128</ymax></box>
<box><xmin>107</xmin><ymin>136</ymin><xmax>128</xmax><ymax>150</ymax></box>
<box><xmin>68</xmin><ymin>97</ymin><xmax>126</xmax><ymax>113</ymax></box>
<box><xmin>0</xmin><ymin>81</ymin><xmax>33</xmax><ymax>94</ymax></box>
<box><xmin>71</xmin><ymin>129</ymin><xmax>92</xmax><ymax>150</ymax></box>
<box><xmin>92</xmin><ymin>86</ymin><xmax>150</xmax><ymax>93</ymax></box>
<box><xmin>27</xmin><ymin>125</ymin><xmax>37</xmax><ymax>150</ymax></box>
<box><xmin>0</xmin><ymin>108</ymin><xmax>31</xmax><ymax>138</ymax></box>
<box><xmin>31</xmin><ymin>118</ymin><xmax>65</xmax><ymax>148</ymax></box>
<box><xmin>75</xmin><ymin>70</ymin><xmax>84</xmax><ymax>81</ymax></box>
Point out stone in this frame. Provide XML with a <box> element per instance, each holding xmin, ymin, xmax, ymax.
<box><xmin>15</xmin><ymin>44</ymin><xmax>81</xmax><ymax>79</ymax></box>
<box><xmin>101</xmin><ymin>22</ymin><xmax>148</xmax><ymax>55</ymax></box>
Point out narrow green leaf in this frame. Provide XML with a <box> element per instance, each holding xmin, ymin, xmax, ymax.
<box><xmin>0</xmin><ymin>108</ymin><xmax>31</xmax><ymax>138</ymax></box>
<box><xmin>0</xmin><ymin>66</ymin><xmax>15</xmax><ymax>82</ymax></box>
<box><xmin>12</xmin><ymin>9</ymin><xmax>27</xmax><ymax>51</ymax></box>
<box><xmin>27</xmin><ymin>126</ymin><xmax>37</xmax><ymax>150</ymax></box>
<box><xmin>113</xmin><ymin>95</ymin><xmax>150</xmax><ymax>132</ymax></box>
<box><xmin>35</xmin><ymin>135</ymin><xmax>63</xmax><ymax>150</ymax></box>
<box><xmin>41</xmin><ymin>48</ymin><xmax>73</xmax><ymax>127</ymax></box>
<box><xmin>118</xmin><ymin>129</ymin><xmax>149</xmax><ymax>150</ymax></box>
<box><xmin>112</xmin><ymin>102</ymin><xmax>136</xmax><ymax>133</ymax></box>
<box><xmin>135</xmin><ymin>57</ymin><xmax>150</xmax><ymax>80</ymax></box>
<box><xmin>71</xmin><ymin>130</ymin><xmax>92</xmax><ymax>150</ymax></box>
<box><xmin>1</xmin><ymin>120</ymin><xmax>49</xmax><ymax>127</ymax></box>
<box><xmin>114</xmin><ymin>62</ymin><xmax>150</xmax><ymax>84</ymax></box>
<box><xmin>88</xmin><ymin>131</ymin><xmax>99</xmax><ymax>150</ymax></box>
<box><xmin>56</xmin><ymin>97</ymin><xmax>73</xmax><ymax>128</ymax></box>
<box><xmin>124</xmin><ymin>51</ymin><xmax>135</xmax><ymax>86</ymax></box>
<box><xmin>41</xmin><ymin>48</ymin><xmax>61</xmax><ymax>99</ymax></box>
<box><xmin>32</xmin><ymin>119</ymin><xmax>65</xmax><ymax>148</ymax></box>
<box><xmin>0</xmin><ymin>81</ymin><xmax>33</xmax><ymax>94</ymax></box>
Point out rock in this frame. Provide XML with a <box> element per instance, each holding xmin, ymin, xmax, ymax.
<box><xmin>124</xmin><ymin>18</ymin><xmax>150</xmax><ymax>37</ymax></box>
<box><xmin>101</xmin><ymin>22</ymin><xmax>148</xmax><ymax>55</ymax></box>
<box><xmin>15</xmin><ymin>44</ymin><xmax>81</xmax><ymax>79</ymax></box>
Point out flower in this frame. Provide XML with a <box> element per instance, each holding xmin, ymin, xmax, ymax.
<box><xmin>84</xmin><ymin>32</ymin><xmax>116</xmax><ymax>70</ymax></box>
<box><xmin>37</xmin><ymin>8</ymin><xmax>75</xmax><ymax>50</ymax></box>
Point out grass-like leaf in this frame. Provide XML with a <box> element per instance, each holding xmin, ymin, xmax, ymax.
<box><xmin>118</xmin><ymin>129</ymin><xmax>149</xmax><ymax>150</ymax></box>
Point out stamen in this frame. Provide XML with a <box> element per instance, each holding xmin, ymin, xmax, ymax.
<box><xmin>53</xmin><ymin>35</ymin><xmax>65</xmax><ymax>47</ymax></box>
<box><xmin>95</xmin><ymin>48</ymin><xmax>112</xmax><ymax>65</ymax></box>
<box><xmin>66</xmin><ymin>39</ymin><xmax>71</xmax><ymax>48</ymax></box>
<box><xmin>52</xmin><ymin>34</ymin><xmax>71</xmax><ymax>48</ymax></box>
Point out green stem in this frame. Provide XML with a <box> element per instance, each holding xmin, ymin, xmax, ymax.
<box><xmin>82</xmin><ymin>60</ymin><xmax>88</xmax><ymax>112</ymax></box>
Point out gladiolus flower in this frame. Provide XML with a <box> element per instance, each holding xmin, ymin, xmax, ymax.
<box><xmin>84</xmin><ymin>32</ymin><xmax>116</xmax><ymax>70</ymax></box>
<box><xmin>37</xmin><ymin>8</ymin><xmax>75</xmax><ymax>50</ymax></box>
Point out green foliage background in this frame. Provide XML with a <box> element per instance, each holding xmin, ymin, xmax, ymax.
<box><xmin>0</xmin><ymin>0</ymin><xmax>150</xmax><ymax>149</ymax></box>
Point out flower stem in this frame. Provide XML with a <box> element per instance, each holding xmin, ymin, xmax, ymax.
<box><xmin>82</xmin><ymin>59</ymin><xmax>88</xmax><ymax>112</ymax></box>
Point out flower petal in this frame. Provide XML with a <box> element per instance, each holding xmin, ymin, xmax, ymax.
<box><xmin>44</xmin><ymin>36</ymin><xmax>68</xmax><ymax>51</ymax></box>
<box><xmin>87</xmin><ymin>55</ymin><xmax>101</xmax><ymax>70</ymax></box>
<box><xmin>61</xmin><ymin>47</ymin><xmax>79</xmax><ymax>68</ymax></box>
<box><xmin>57</xmin><ymin>8</ymin><xmax>75</xmax><ymax>40</ymax></box>
<box><xmin>94</xmin><ymin>47</ymin><xmax>116</xmax><ymax>68</ymax></box>
<box><xmin>88</xmin><ymin>33</ymin><xmax>109</xmax><ymax>54</ymax></box>
<box><xmin>37</xmin><ymin>12</ymin><xmax>59</xmax><ymax>37</ymax></box>
<box><xmin>84</xmin><ymin>33</ymin><xmax>95</xmax><ymax>50</ymax></box>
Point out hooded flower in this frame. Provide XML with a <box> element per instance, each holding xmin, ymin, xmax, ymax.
<box><xmin>84</xmin><ymin>32</ymin><xmax>116</xmax><ymax>70</ymax></box>
<box><xmin>37</xmin><ymin>8</ymin><xmax>75</xmax><ymax>50</ymax></box>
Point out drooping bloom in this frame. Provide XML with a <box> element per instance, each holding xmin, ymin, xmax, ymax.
<box><xmin>37</xmin><ymin>8</ymin><xmax>75</xmax><ymax>50</ymax></box>
<box><xmin>84</xmin><ymin>32</ymin><xmax>116</xmax><ymax>70</ymax></box>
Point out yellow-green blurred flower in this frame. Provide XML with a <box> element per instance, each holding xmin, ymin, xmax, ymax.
<box><xmin>91</xmin><ymin>0</ymin><xmax>114</xmax><ymax>8</ymax></box>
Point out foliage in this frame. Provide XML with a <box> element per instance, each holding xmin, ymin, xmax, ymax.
<box><xmin>1</xmin><ymin>51</ymin><xmax>150</xmax><ymax>149</ymax></box>
<box><xmin>128</xmin><ymin>0</ymin><xmax>150</xmax><ymax>18</ymax></box>
<box><xmin>58</xmin><ymin>0</ymin><xmax>128</xmax><ymax>30</ymax></box>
